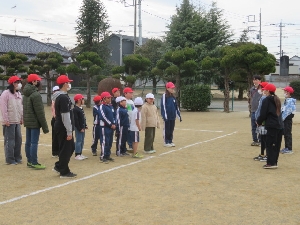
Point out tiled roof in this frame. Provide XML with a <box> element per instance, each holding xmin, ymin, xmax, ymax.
<box><xmin>0</xmin><ymin>33</ymin><xmax>71</xmax><ymax>57</ymax></box>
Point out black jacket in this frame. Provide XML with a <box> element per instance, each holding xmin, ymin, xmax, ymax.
<box><xmin>73</xmin><ymin>105</ymin><xmax>87</xmax><ymax>131</ymax></box>
<box><xmin>257</xmin><ymin>96</ymin><xmax>283</xmax><ymax>129</ymax></box>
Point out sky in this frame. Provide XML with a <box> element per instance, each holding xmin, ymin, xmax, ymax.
<box><xmin>0</xmin><ymin>0</ymin><xmax>299</xmax><ymax>58</ymax></box>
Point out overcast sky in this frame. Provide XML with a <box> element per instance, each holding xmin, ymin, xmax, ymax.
<box><xmin>0</xmin><ymin>0</ymin><xmax>299</xmax><ymax>58</ymax></box>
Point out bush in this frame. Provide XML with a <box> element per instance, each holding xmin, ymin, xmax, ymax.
<box><xmin>181</xmin><ymin>84</ymin><xmax>212</xmax><ymax>111</ymax></box>
<box><xmin>289</xmin><ymin>80</ymin><xmax>300</xmax><ymax>100</ymax></box>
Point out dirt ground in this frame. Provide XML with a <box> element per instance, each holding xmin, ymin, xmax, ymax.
<box><xmin>0</xmin><ymin>102</ymin><xmax>300</xmax><ymax>225</ymax></box>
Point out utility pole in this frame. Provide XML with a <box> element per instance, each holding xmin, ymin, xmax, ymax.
<box><xmin>138</xmin><ymin>0</ymin><xmax>142</xmax><ymax>46</ymax></box>
<box><xmin>259</xmin><ymin>8</ymin><xmax>262</xmax><ymax>44</ymax></box>
<box><xmin>117</xmin><ymin>30</ymin><xmax>123</xmax><ymax>66</ymax></box>
<box><xmin>280</xmin><ymin>20</ymin><xmax>283</xmax><ymax>57</ymax></box>
<box><xmin>133</xmin><ymin>0</ymin><xmax>137</xmax><ymax>53</ymax></box>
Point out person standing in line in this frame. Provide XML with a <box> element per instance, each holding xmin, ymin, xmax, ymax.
<box><xmin>23</xmin><ymin>74</ymin><xmax>49</xmax><ymax>170</ymax></box>
<box><xmin>0</xmin><ymin>76</ymin><xmax>23</xmax><ymax>165</ymax></box>
<box><xmin>160</xmin><ymin>82</ymin><xmax>182</xmax><ymax>148</ymax></box>
<box><xmin>53</xmin><ymin>75</ymin><xmax>76</xmax><ymax>178</ymax></box>
<box><xmin>91</xmin><ymin>95</ymin><xmax>102</xmax><ymax>156</ymax></box>
<box><xmin>111</xmin><ymin>88</ymin><xmax>120</xmax><ymax>143</ymax></box>
<box><xmin>73</xmin><ymin>94</ymin><xmax>88</xmax><ymax>160</ymax></box>
<box><xmin>281</xmin><ymin>86</ymin><xmax>296</xmax><ymax>154</ymax></box>
<box><xmin>123</xmin><ymin>87</ymin><xmax>134</xmax><ymax>151</ymax></box>
<box><xmin>257</xmin><ymin>83</ymin><xmax>283</xmax><ymax>169</ymax></box>
<box><xmin>130</xmin><ymin>97</ymin><xmax>143</xmax><ymax>158</ymax></box>
<box><xmin>141</xmin><ymin>93</ymin><xmax>160</xmax><ymax>154</ymax></box>
<box><xmin>115</xmin><ymin>96</ymin><xmax>130</xmax><ymax>157</ymax></box>
<box><xmin>51</xmin><ymin>86</ymin><xmax>60</xmax><ymax>158</ymax></box>
<box><xmin>99</xmin><ymin>92</ymin><xmax>116</xmax><ymax>163</ymax></box>
<box><xmin>249</xmin><ymin>75</ymin><xmax>262</xmax><ymax>146</ymax></box>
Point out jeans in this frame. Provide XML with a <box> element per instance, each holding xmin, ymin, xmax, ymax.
<box><xmin>3</xmin><ymin>124</ymin><xmax>22</xmax><ymax>164</ymax></box>
<box><xmin>75</xmin><ymin>128</ymin><xmax>85</xmax><ymax>154</ymax></box>
<box><xmin>25</xmin><ymin>128</ymin><xmax>40</xmax><ymax>165</ymax></box>
<box><xmin>251</xmin><ymin>112</ymin><xmax>259</xmax><ymax>142</ymax></box>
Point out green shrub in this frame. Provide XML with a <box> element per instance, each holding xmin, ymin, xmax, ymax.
<box><xmin>181</xmin><ymin>84</ymin><xmax>212</xmax><ymax>111</ymax></box>
<box><xmin>289</xmin><ymin>80</ymin><xmax>300</xmax><ymax>100</ymax></box>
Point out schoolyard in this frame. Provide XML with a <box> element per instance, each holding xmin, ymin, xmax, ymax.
<box><xmin>0</xmin><ymin>99</ymin><xmax>300</xmax><ymax>224</ymax></box>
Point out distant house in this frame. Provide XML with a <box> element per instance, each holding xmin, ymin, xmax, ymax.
<box><xmin>108</xmin><ymin>33</ymin><xmax>148</xmax><ymax>66</ymax></box>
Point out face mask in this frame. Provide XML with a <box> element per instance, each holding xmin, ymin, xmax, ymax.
<box><xmin>284</xmin><ymin>93</ymin><xmax>288</xmax><ymax>98</ymax></box>
<box><xmin>258</xmin><ymin>90</ymin><xmax>262</xmax><ymax>95</ymax></box>
<box><xmin>35</xmin><ymin>82</ymin><xmax>41</xmax><ymax>88</ymax></box>
<box><xmin>67</xmin><ymin>83</ymin><xmax>71</xmax><ymax>91</ymax></box>
<box><xmin>16</xmin><ymin>83</ymin><xmax>22</xmax><ymax>90</ymax></box>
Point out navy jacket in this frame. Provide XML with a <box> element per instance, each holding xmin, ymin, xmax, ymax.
<box><xmin>73</xmin><ymin>105</ymin><xmax>87</xmax><ymax>131</ymax></box>
<box><xmin>160</xmin><ymin>93</ymin><xmax>181</xmax><ymax>121</ymax></box>
<box><xmin>99</xmin><ymin>104</ymin><xmax>115</xmax><ymax>127</ymax></box>
<box><xmin>93</xmin><ymin>105</ymin><xmax>100</xmax><ymax>125</ymax></box>
<box><xmin>116</xmin><ymin>106</ymin><xmax>129</xmax><ymax>130</ymax></box>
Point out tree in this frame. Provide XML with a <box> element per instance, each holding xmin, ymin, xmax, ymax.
<box><xmin>29</xmin><ymin>52</ymin><xmax>65</xmax><ymax>106</ymax></box>
<box><xmin>67</xmin><ymin>52</ymin><xmax>103</xmax><ymax>108</ymax></box>
<box><xmin>136</xmin><ymin>38</ymin><xmax>164</xmax><ymax>93</ymax></box>
<box><xmin>75</xmin><ymin>0</ymin><xmax>110</xmax><ymax>59</ymax></box>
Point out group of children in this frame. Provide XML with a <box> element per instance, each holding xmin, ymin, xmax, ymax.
<box><xmin>64</xmin><ymin>82</ymin><xmax>182</xmax><ymax>164</ymax></box>
<box><xmin>251</xmin><ymin>76</ymin><xmax>296</xmax><ymax>169</ymax></box>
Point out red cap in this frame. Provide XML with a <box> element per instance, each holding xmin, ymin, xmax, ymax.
<box><xmin>123</xmin><ymin>87</ymin><xmax>133</xmax><ymax>93</ymax></box>
<box><xmin>112</xmin><ymin>88</ymin><xmax>120</xmax><ymax>94</ymax></box>
<box><xmin>101</xmin><ymin>91</ymin><xmax>112</xmax><ymax>99</ymax></box>
<box><xmin>93</xmin><ymin>95</ymin><xmax>102</xmax><ymax>102</ymax></box>
<box><xmin>74</xmin><ymin>94</ymin><xmax>84</xmax><ymax>101</ymax></box>
<box><xmin>283</xmin><ymin>86</ymin><xmax>294</xmax><ymax>94</ymax></box>
<box><xmin>260</xmin><ymin>82</ymin><xmax>268</xmax><ymax>88</ymax></box>
<box><xmin>56</xmin><ymin>75</ymin><xmax>73</xmax><ymax>85</ymax></box>
<box><xmin>262</xmin><ymin>83</ymin><xmax>276</xmax><ymax>92</ymax></box>
<box><xmin>27</xmin><ymin>74</ymin><xmax>42</xmax><ymax>82</ymax></box>
<box><xmin>166</xmin><ymin>82</ymin><xmax>175</xmax><ymax>89</ymax></box>
<box><xmin>8</xmin><ymin>76</ymin><xmax>21</xmax><ymax>84</ymax></box>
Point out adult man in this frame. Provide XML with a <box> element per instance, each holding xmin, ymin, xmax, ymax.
<box><xmin>53</xmin><ymin>75</ymin><xmax>76</xmax><ymax>178</ymax></box>
<box><xmin>249</xmin><ymin>75</ymin><xmax>262</xmax><ymax>146</ymax></box>
<box><xmin>0</xmin><ymin>76</ymin><xmax>23</xmax><ymax>165</ymax></box>
<box><xmin>23</xmin><ymin>74</ymin><xmax>49</xmax><ymax>169</ymax></box>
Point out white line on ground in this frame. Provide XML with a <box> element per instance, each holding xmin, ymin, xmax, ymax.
<box><xmin>0</xmin><ymin>131</ymin><xmax>237</xmax><ymax>206</ymax></box>
<box><xmin>175</xmin><ymin>128</ymin><xmax>223</xmax><ymax>132</ymax></box>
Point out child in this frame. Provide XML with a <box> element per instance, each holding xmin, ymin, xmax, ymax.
<box><xmin>123</xmin><ymin>87</ymin><xmax>135</xmax><ymax>151</ymax></box>
<box><xmin>115</xmin><ymin>96</ymin><xmax>130</xmax><ymax>156</ymax></box>
<box><xmin>99</xmin><ymin>92</ymin><xmax>116</xmax><ymax>163</ymax></box>
<box><xmin>73</xmin><ymin>94</ymin><xmax>88</xmax><ymax>160</ymax></box>
<box><xmin>254</xmin><ymin>82</ymin><xmax>268</xmax><ymax>161</ymax></box>
<box><xmin>91</xmin><ymin>95</ymin><xmax>102</xmax><ymax>156</ymax></box>
<box><xmin>160</xmin><ymin>82</ymin><xmax>182</xmax><ymax>148</ymax></box>
<box><xmin>257</xmin><ymin>83</ymin><xmax>283</xmax><ymax>169</ymax></box>
<box><xmin>111</xmin><ymin>88</ymin><xmax>120</xmax><ymax>143</ymax></box>
<box><xmin>51</xmin><ymin>86</ymin><xmax>60</xmax><ymax>158</ymax></box>
<box><xmin>281</xmin><ymin>86</ymin><xmax>296</xmax><ymax>154</ymax></box>
<box><xmin>141</xmin><ymin>93</ymin><xmax>160</xmax><ymax>154</ymax></box>
<box><xmin>130</xmin><ymin>97</ymin><xmax>144</xmax><ymax>158</ymax></box>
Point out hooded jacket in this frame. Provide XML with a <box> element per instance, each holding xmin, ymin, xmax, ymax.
<box><xmin>281</xmin><ymin>97</ymin><xmax>296</xmax><ymax>121</ymax></box>
<box><xmin>257</xmin><ymin>95</ymin><xmax>283</xmax><ymax>129</ymax></box>
<box><xmin>23</xmin><ymin>83</ymin><xmax>49</xmax><ymax>133</ymax></box>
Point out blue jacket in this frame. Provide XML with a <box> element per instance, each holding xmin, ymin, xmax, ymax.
<box><xmin>99</xmin><ymin>104</ymin><xmax>115</xmax><ymax>127</ymax></box>
<box><xmin>160</xmin><ymin>93</ymin><xmax>181</xmax><ymax>121</ymax></box>
<box><xmin>255</xmin><ymin>95</ymin><xmax>267</xmax><ymax>120</ymax></box>
<box><xmin>281</xmin><ymin>97</ymin><xmax>296</xmax><ymax>121</ymax></box>
<box><xmin>93</xmin><ymin>105</ymin><xmax>100</xmax><ymax>125</ymax></box>
<box><xmin>116</xmin><ymin>106</ymin><xmax>129</xmax><ymax>131</ymax></box>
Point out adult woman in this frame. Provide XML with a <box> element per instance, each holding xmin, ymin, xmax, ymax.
<box><xmin>257</xmin><ymin>83</ymin><xmax>283</xmax><ymax>169</ymax></box>
<box><xmin>0</xmin><ymin>76</ymin><xmax>23</xmax><ymax>165</ymax></box>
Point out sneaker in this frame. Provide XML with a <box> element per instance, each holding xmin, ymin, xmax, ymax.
<box><xmin>100</xmin><ymin>158</ymin><xmax>109</xmax><ymax>164</ymax></box>
<box><xmin>107</xmin><ymin>157</ymin><xmax>114</xmax><ymax>162</ymax></box>
<box><xmin>263</xmin><ymin>164</ymin><xmax>278</xmax><ymax>169</ymax></box>
<box><xmin>27</xmin><ymin>162</ymin><xmax>32</xmax><ymax>167</ymax></box>
<box><xmin>52</xmin><ymin>167</ymin><xmax>60</xmax><ymax>174</ymax></box>
<box><xmin>144</xmin><ymin>150</ymin><xmax>154</xmax><ymax>154</ymax></box>
<box><xmin>253</xmin><ymin>155</ymin><xmax>264</xmax><ymax>161</ymax></box>
<box><xmin>170</xmin><ymin>143</ymin><xmax>176</xmax><ymax>147</ymax></box>
<box><xmin>132</xmin><ymin>152</ymin><xmax>143</xmax><ymax>158</ymax></box>
<box><xmin>16</xmin><ymin>160</ymin><xmax>22</xmax><ymax>164</ymax></box>
<box><xmin>60</xmin><ymin>172</ymin><xmax>77</xmax><ymax>179</ymax></box>
<box><xmin>282</xmin><ymin>149</ymin><xmax>294</xmax><ymax>154</ymax></box>
<box><xmin>52</xmin><ymin>155</ymin><xmax>59</xmax><ymax>158</ymax></box>
<box><xmin>259</xmin><ymin>156</ymin><xmax>267</xmax><ymax>162</ymax></box>
<box><xmin>164</xmin><ymin>143</ymin><xmax>172</xmax><ymax>147</ymax></box>
<box><xmin>92</xmin><ymin>152</ymin><xmax>97</xmax><ymax>156</ymax></box>
<box><xmin>251</xmin><ymin>141</ymin><xmax>260</xmax><ymax>146</ymax></box>
<box><xmin>75</xmin><ymin>155</ymin><xmax>84</xmax><ymax>160</ymax></box>
<box><xmin>123</xmin><ymin>152</ymin><xmax>130</xmax><ymax>156</ymax></box>
<box><xmin>31</xmin><ymin>163</ymin><xmax>46</xmax><ymax>170</ymax></box>
<box><xmin>6</xmin><ymin>162</ymin><xmax>18</xmax><ymax>165</ymax></box>
<box><xmin>280</xmin><ymin>148</ymin><xmax>287</xmax><ymax>153</ymax></box>
<box><xmin>151</xmin><ymin>150</ymin><xmax>156</xmax><ymax>153</ymax></box>
<box><xmin>81</xmin><ymin>154</ymin><xmax>88</xmax><ymax>159</ymax></box>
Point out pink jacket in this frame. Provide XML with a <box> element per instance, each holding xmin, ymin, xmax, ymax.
<box><xmin>0</xmin><ymin>90</ymin><xmax>23</xmax><ymax>124</ymax></box>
